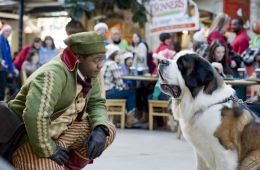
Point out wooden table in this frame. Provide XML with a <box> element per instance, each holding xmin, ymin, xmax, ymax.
<box><xmin>224</xmin><ymin>79</ymin><xmax>260</xmax><ymax>85</ymax></box>
<box><xmin>122</xmin><ymin>76</ymin><xmax>260</xmax><ymax>85</ymax></box>
<box><xmin>121</xmin><ymin>75</ymin><xmax>158</xmax><ymax>81</ymax></box>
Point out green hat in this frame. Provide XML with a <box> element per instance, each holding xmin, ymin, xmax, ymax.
<box><xmin>64</xmin><ymin>31</ymin><xmax>106</xmax><ymax>56</ymax></box>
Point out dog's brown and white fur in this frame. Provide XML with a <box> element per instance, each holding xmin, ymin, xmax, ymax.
<box><xmin>159</xmin><ymin>51</ymin><xmax>260</xmax><ymax>170</ymax></box>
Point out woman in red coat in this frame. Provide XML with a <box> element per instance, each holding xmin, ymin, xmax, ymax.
<box><xmin>13</xmin><ymin>37</ymin><xmax>41</xmax><ymax>70</ymax></box>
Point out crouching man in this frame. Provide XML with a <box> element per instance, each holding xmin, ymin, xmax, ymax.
<box><xmin>8</xmin><ymin>32</ymin><xmax>116</xmax><ymax>170</ymax></box>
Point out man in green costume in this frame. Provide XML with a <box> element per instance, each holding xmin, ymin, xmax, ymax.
<box><xmin>8</xmin><ymin>31</ymin><xmax>116</xmax><ymax>170</ymax></box>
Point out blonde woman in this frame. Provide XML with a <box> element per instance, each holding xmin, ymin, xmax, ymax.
<box><xmin>207</xmin><ymin>13</ymin><xmax>230</xmax><ymax>45</ymax></box>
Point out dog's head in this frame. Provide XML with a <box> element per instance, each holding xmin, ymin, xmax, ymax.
<box><xmin>159</xmin><ymin>51</ymin><xmax>222</xmax><ymax>99</ymax></box>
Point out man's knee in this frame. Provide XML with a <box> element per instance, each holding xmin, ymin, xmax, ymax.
<box><xmin>106</xmin><ymin>122</ymin><xmax>116</xmax><ymax>147</ymax></box>
<box><xmin>65</xmin><ymin>122</ymin><xmax>116</xmax><ymax>169</ymax></box>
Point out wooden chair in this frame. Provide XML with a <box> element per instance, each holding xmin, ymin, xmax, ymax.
<box><xmin>106</xmin><ymin>99</ymin><xmax>126</xmax><ymax>129</ymax></box>
<box><xmin>148</xmin><ymin>100</ymin><xmax>171</xmax><ymax>130</ymax></box>
<box><xmin>148</xmin><ymin>99</ymin><xmax>182</xmax><ymax>139</ymax></box>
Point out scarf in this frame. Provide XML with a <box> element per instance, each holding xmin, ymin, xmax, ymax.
<box><xmin>0</xmin><ymin>35</ymin><xmax>14</xmax><ymax>74</ymax></box>
<box><xmin>77</xmin><ymin>74</ymin><xmax>92</xmax><ymax>97</ymax></box>
<box><xmin>76</xmin><ymin>75</ymin><xmax>92</xmax><ymax>121</ymax></box>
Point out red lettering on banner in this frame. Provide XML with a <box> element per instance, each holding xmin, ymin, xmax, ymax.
<box><xmin>151</xmin><ymin>23</ymin><xmax>196</xmax><ymax>33</ymax></box>
<box><xmin>151</xmin><ymin>0</ymin><xmax>185</xmax><ymax>14</ymax></box>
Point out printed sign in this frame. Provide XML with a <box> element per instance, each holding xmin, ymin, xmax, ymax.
<box><xmin>145</xmin><ymin>0</ymin><xmax>200</xmax><ymax>35</ymax></box>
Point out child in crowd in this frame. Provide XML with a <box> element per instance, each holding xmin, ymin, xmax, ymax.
<box><xmin>14</xmin><ymin>36</ymin><xmax>41</xmax><ymax>70</ymax></box>
<box><xmin>21</xmin><ymin>49</ymin><xmax>40</xmax><ymax>77</ymax></box>
<box><xmin>102</xmin><ymin>44</ymin><xmax>137</xmax><ymax>127</ymax></box>
<box><xmin>121</xmin><ymin>52</ymin><xmax>137</xmax><ymax>88</ymax></box>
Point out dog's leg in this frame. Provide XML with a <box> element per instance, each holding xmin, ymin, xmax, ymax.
<box><xmin>196</xmin><ymin>152</ymin><xmax>210</xmax><ymax>170</ymax></box>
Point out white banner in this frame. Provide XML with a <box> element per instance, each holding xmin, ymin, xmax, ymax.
<box><xmin>145</xmin><ymin>0</ymin><xmax>200</xmax><ymax>35</ymax></box>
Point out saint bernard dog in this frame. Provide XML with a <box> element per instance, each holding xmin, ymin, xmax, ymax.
<box><xmin>158</xmin><ymin>51</ymin><xmax>260</xmax><ymax>170</ymax></box>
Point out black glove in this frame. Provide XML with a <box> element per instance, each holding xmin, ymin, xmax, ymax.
<box><xmin>50</xmin><ymin>145</ymin><xmax>70</xmax><ymax>166</ymax></box>
<box><xmin>86</xmin><ymin>125</ymin><xmax>109</xmax><ymax>160</ymax></box>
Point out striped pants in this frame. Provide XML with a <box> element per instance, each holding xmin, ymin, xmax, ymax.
<box><xmin>12</xmin><ymin>118</ymin><xmax>116</xmax><ymax>170</ymax></box>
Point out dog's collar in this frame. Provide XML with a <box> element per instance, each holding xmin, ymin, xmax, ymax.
<box><xmin>193</xmin><ymin>95</ymin><xmax>237</xmax><ymax>116</ymax></box>
<box><xmin>210</xmin><ymin>95</ymin><xmax>260</xmax><ymax>121</ymax></box>
<box><xmin>191</xmin><ymin>95</ymin><xmax>259</xmax><ymax>124</ymax></box>
<box><xmin>206</xmin><ymin>95</ymin><xmax>246</xmax><ymax>110</ymax></box>
<box><xmin>211</xmin><ymin>95</ymin><xmax>243</xmax><ymax>107</ymax></box>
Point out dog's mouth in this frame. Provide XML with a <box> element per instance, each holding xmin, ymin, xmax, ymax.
<box><xmin>160</xmin><ymin>84</ymin><xmax>182</xmax><ymax>98</ymax></box>
<box><xmin>159</xmin><ymin>70</ymin><xmax>182</xmax><ymax>98</ymax></box>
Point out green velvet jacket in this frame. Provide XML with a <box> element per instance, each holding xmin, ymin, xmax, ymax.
<box><xmin>8</xmin><ymin>47</ymin><xmax>108</xmax><ymax>157</ymax></box>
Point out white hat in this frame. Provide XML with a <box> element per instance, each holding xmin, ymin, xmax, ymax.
<box><xmin>122</xmin><ymin>52</ymin><xmax>133</xmax><ymax>61</ymax></box>
<box><xmin>152</xmin><ymin>49</ymin><xmax>176</xmax><ymax>60</ymax></box>
<box><xmin>94</xmin><ymin>22</ymin><xmax>108</xmax><ymax>32</ymax></box>
<box><xmin>105</xmin><ymin>44</ymin><xmax>120</xmax><ymax>59</ymax></box>
<box><xmin>0</xmin><ymin>24</ymin><xmax>12</xmax><ymax>34</ymax></box>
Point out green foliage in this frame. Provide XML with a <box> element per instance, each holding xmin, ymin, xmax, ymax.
<box><xmin>132</xmin><ymin>9</ymin><xmax>147</xmax><ymax>27</ymax></box>
<box><xmin>131</xmin><ymin>2</ymin><xmax>147</xmax><ymax>27</ymax></box>
<box><xmin>114</xmin><ymin>0</ymin><xmax>132</xmax><ymax>9</ymax></box>
<box><xmin>64</xmin><ymin>0</ymin><xmax>95</xmax><ymax>21</ymax></box>
<box><xmin>64</xmin><ymin>0</ymin><xmax>147</xmax><ymax>27</ymax></box>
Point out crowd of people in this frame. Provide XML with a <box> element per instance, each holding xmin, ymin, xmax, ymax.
<box><xmin>0</xmin><ymin>24</ymin><xmax>59</xmax><ymax>101</ymax></box>
<box><xmin>1</xmin><ymin>13</ymin><xmax>260</xmax><ymax>128</ymax></box>
<box><xmin>192</xmin><ymin>13</ymin><xmax>260</xmax><ymax>115</ymax></box>
<box><xmin>193</xmin><ymin>13</ymin><xmax>259</xmax><ymax>79</ymax></box>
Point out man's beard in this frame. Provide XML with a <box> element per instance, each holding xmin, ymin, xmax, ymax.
<box><xmin>113</xmin><ymin>39</ymin><xmax>121</xmax><ymax>44</ymax></box>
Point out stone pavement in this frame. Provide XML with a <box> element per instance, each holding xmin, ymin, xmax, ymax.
<box><xmin>85</xmin><ymin>129</ymin><xmax>195</xmax><ymax>170</ymax></box>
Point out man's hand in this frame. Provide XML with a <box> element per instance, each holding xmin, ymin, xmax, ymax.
<box><xmin>1</xmin><ymin>60</ymin><xmax>8</xmax><ymax>69</ymax></box>
<box><xmin>246</xmin><ymin>95</ymin><xmax>259</xmax><ymax>103</ymax></box>
<box><xmin>230</xmin><ymin>60</ymin><xmax>237</xmax><ymax>68</ymax></box>
<box><xmin>50</xmin><ymin>145</ymin><xmax>70</xmax><ymax>166</ymax></box>
<box><xmin>85</xmin><ymin>125</ymin><xmax>109</xmax><ymax>160</ymax></box>
<box><xmin>14</xmin><ymin>68</ymin><xmax>19</xmax><ymax>77</ymax></box>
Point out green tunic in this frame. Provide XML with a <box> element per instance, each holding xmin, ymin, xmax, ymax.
<box><xmin>8</xmin><ymin>53</ymin><xmax>108</xmax><ymax>158</ymax></box>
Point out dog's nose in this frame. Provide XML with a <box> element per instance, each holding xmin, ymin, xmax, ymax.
<box><xmin>160</xmin><ymin>59</ymin><xmax>170</xmax><ymax>66</ymax></box>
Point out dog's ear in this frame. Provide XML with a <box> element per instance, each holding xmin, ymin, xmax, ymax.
<box><xmin>196</xmin><ymin>58</ymin><xmax>215</xmax><ymax>85</ymax></box>
<box><xmin>177</xmin><ymin>54</ymin><xmax>215</xmax><ymax>98</ymax></box>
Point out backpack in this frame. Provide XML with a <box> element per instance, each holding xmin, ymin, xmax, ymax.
<box><xmin>241</xmin><ymin>47</ymin><xmax>260</xmax><ymax>66</ymax></box>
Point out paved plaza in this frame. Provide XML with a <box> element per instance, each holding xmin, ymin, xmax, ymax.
<box><xmin>86</xmin><ymin>129</ymin><xmax>195</xmax><ymax>170</ymax></box>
